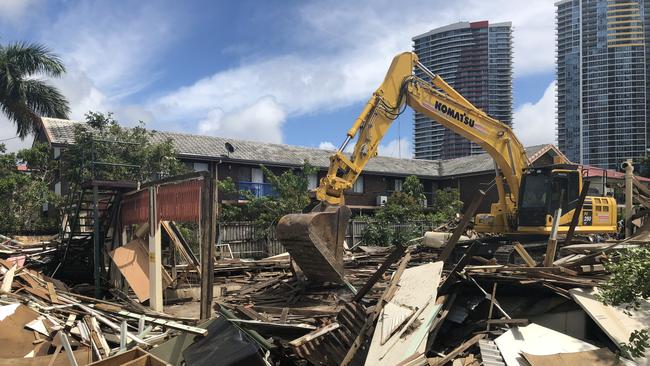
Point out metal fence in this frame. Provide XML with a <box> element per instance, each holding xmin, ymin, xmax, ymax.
<box><xmin>219</xmin><ymin>219</ymin><xmax>437</xmax><ymax>259</ymax></box>
<box><xmin>218</xmin><ymin>221</ymin><xmax>284</xmax><ymax>259</ymax></box>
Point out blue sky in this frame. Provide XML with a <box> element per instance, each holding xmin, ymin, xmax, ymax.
<box><xmin>0</xmin><ymin>0</ymin><xmax>557</xmax><ymax>157</ymax></box>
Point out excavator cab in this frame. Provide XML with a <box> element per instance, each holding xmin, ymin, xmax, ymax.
<box><xmin>515</xmin><ymin>165</ymin><xmax>618</xmax><ymax>234</ymax></box>
<box><xmin>517</xmin><ymin>166</ymin><xmax>581</xmax><ymax>227</ymax></box>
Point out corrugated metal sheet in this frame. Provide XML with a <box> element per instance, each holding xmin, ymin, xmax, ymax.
<box><xmin>479</xmin><ymin>339</ymin><xmax>506</xmax><ymax>366</ymax></box>
<box><xmin>158</xmin><ymin>180</ymin><xmax>202</xmax><ymax>223</ymax></box>
<box><xmin>122</xmin><ymin>180</ymin><xmax>204</xmax><ymax>226</ymax></box>
<box><xmin>122</xmin><ymin>189</ymin><xmax>149</xmax><ymax>226</ymax></box>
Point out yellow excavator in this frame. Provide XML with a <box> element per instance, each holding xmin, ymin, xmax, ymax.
<box><xmin>277</xmin><ymin>52</ymin><xmax>617</xmax><ymax>282</ymax></box>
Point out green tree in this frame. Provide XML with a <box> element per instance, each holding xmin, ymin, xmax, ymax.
<box><xmin>218</xmin><ymin>163</ymin><xmax>317</xmax><ymax>237</ymax></box>
<box><xmin>600</xmin><ymin>247</ymin><xmax>650</xmax><ymax>359</ymax></box>
<box><xmin>429</xmin><ymin>188</ymin><xmax>463</xmax><ymax>226</ymax></box>
<box><xmin>0</xmin><ymin>143</ymin><xmax>61</xmax><ymax>233</ymax></box>
<box><xmin>61</xmin><ymin>112</ymin><xmax>185</xmax><ymax>185</ymax></box>
<box><xmin>362</xmin><ymin>176</ymin><xmax>426</xmax><ymax>246</ymax></box>
<box><xmin>0</xmin><ymin>42</ymin><xmax>69</xmax><ymax>138</ymax></box>
<box><xmin>362</xmin><ymin>176</ymin><xmax>463</xmax><ymax>246</ymax></box>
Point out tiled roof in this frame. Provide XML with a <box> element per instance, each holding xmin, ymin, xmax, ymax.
<box><xmin>40</xmin><ymin>118</ymin><xmax>441</xmax><ymax>177</ymax></box>
<box><xmin>440</xmin><ymin>144</ymin><xmax>558</xmax><ymax>177</ymax></box>
<box><xmin>39</xmin><ymin>117</ymin><xmax>559</xmax><ymax>179</ymax></box>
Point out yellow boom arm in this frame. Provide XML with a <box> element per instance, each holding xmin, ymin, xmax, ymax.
<box><xmin>316</xmin><ymin>52</ymin><xmax>529</xmax><ymax>220</ymax></box>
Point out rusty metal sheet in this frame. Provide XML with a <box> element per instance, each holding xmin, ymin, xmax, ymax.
<box><xmin>122</xmin><ymin>180</ymin><xmax>203</xmax><ymax>225</ymax></box>
<box><xmin>157</xmin><ymin>180</ymin><xmax>202</xmax><ymax>223</ymax></box>
<box><xmin>122</xmin><ymin>190</ymin><xmax>149</xmax><ymax>226</ymax></box>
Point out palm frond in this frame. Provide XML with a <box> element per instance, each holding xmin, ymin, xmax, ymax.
<box><xmin>0</xmin><ymin>99</ymin><xmax>41</xmax><ymax>138</ymax></box>
<box><xmin>20</xmin><ymin>79</ymin><xmax>70</xmax><ymax>119</ymax></box>
<box><xmin>1</xmin><ymin>42</ymin><xmax>66</xmax><ymax>78</ymax></box>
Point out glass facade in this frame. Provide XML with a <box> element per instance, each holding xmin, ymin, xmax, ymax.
<box><xmin>412</xmin><ymin>21</ymin><xmax>513</xmax><ymax>160</ymax></box>
<box><xmin>557</xmin><ymin>0</ymin><xmax>648</xmax><ymax>169</ymax></box>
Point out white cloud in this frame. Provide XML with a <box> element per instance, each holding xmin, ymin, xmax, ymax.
<box><xmin>513</xmin><ymin>81</ymin><xmax>556</xmax><ymax>146</ymax></box>
<box><xmin>44</xmin><ymin>2</ymin><xmax>176</xmax><ymax>98</ymax></box>
<box><xmin>379</xmin><ymin>138</ymin><xmax>413</xmax><ymax>159</ymax></box>
<box><xmin>318</xmin><ymin>141</ymin><xmax>337</xmax><ymax>151</ymax></box>
<box><xmin>198</xmin><ymin>97</ymin><xmax>286</xmax><ymax>143</ymax></box>
<box><xmin>149</xmin><ymin>0</ymin><xmax>555</xmax><ymax>145</ymax></box>
<box><xmin>0</xmin><ymin>0</ymin><xmax>39</xmax><ymax>21</ymax></box>
<box><xmin>22</xmin><ymin>1</ymin><xmax>183</xmax><ymax>128</ymax></box>
<box><xmin>5</xmin><ymin>0</ymin><xmax>556</xmax><ymax>151</ymax></box>
<box><xmin>0</xmin><ymin>116</ymin><xmax>32</xmax><ymax>152</ymax></box>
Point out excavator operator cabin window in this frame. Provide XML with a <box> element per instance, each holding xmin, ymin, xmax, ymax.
<box><xmin>520</xmin><ymin>174</ymin><xmax>550</xmax><ymax>208</ymax></box>
<box><xmin>566</xmin><ymin>171</ymin><xmax>580</xmax><ymax>211</ymax></box>
<box><xmin>550</xmin><ymin>174</ymin><xmax>569</xmax><ymax>213</ymax></box>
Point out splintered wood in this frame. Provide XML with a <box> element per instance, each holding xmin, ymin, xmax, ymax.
<box><xmin>0</xmin><ymin>258</ymin><xmax>204</xmax><ymax>365</ymax></box>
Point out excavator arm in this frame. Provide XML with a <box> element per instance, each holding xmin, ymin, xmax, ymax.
<box><xmin>278</xmin><ymin>52</ymin><xmax>529</xmax><ymax>283</ymax></box>
<box><xmin>317</xmin><ymin>52</ymin><xmax>529</xmax><ymax>221</ymax></box>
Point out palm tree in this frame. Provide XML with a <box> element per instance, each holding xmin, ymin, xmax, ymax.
<box><xmin>0</xmin><ymin>42</ymin><xmax>70</xmax><ymax>138</ymax></box>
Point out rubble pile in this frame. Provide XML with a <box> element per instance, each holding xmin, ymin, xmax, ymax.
<box><xmin>204</xmin><ymin>238</ymin><xmax>649</xmax><ymax>366</ymax></box>
<box><xmin>1</xmin><ymin>230</ymin><xmax>648</xmax><ymax>365</ymax></box>
<box><xmin>0</xmin><ymin>257</ymin><xmax>205</xmax><ymax>366</ymax></box>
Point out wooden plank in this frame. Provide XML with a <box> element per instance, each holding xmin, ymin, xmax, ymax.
<box><xmin>439</xmin><ymin>241</ymin><xmax>480</xmax><ymax>294</ymax></box>
<box><xmin>1</xmin><ymin>264</ymin><xmax>16</xmax><ymax>293</ymax></box>
<box><xmin>427</xmin><ymin>333</ymin><xmax>485</xmax><ymax>366</ymax></box>
<box><xmin>161</xmin><ymin>221</ymin><xmax>200</xmax><ymax>274</ymax></box>
<box><xmin>253</xmin><ymin>305</ymin><xmax>338</xmax><ymax>317</ymax></box>
<box><xmin>486</xmin><ymin>318</ymin><xmax>529</xmax><ymax>326</ymax></box>
<box><xmin>108</xmin><ymin>238</ymin><xmax>172</xmax><ymax>302</ymax></box>
<box><xmin>58</xmin><ymin>332</ymin><xmax>78</xmax><ymax>366</ymax></box>
<box><xmin>290</xmin><ymin>323</ymin><xmax>340</xmax><ymax>347</ymax></box>
<box><xmin>340</xmin><ymin>251</ymin><xmax>412</xmax><ymax>366</ymax></box>
<box><xmin>439</xmin><ymin>189</ymin><xmax>485</xmax><ymax>263</ymax></box>
<box><xmin>353</xmin><ymin>243</ymin><xmax>406</xmax><ymax>302</ymax></box>
<box><xmin>121</xmin><ymin>355</ymin><xmax>149</xmax><ymax>366</ymax></box>
<box><xmin>200</xmin><ymin>174</ymin><xmax>217</xmax><ymax>320</ymax></box>
<box><xmin>46</xmin><ymin>282</ymin><xmax>58</xmax><ymax>303</ymax></box>
<box><xmin>87</xmin><ymin>316</ymin><xmax>111</xmax><ymax>358</ymax></box>
<box><xmin>513</xmin><ymin>243</ymin><xmax>536</xmax><ymax>267</ymax></box>
<box><xmin>579</xmin><ymin>264</ymin><xmax>606</xmax><ymax>273</ymax></box>
<box><xmin>169</xmin><ymin>221</ymin><xmax>200</xmax><ymax>268</ymax></box>
<box><xmin>236</xmin><ymin>305</ymin><xmax>270</xmax><ymax>322</ymax></box>
<box><xmin>69</xmin><ymin>303</ymin><xmax>149</xmax><ymax>346</ymax></box>
<box><xmin>486</xmin><ymin>283</ymin><xmax>497</xmax><ymax>332</ymax></box>
<box><xmin>544</xmin><ymin>190</ymin><xmax>564</xmax><ymax>267</ymax></box>
<box><xmin>280</xmin><ymin>307</ymin><xmax>289</xmax><ymax>324</ymax></box>
<box><xmin>89</xmin><ymin>305</ymin><xmax>208</xmax><ymax>336</ymax></box>
<box><xmin>564</xmin><ymin>181</ymin><xmax>590</xmax><ymax>246</ymax></box>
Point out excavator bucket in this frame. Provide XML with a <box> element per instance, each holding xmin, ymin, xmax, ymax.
<box><xmin>276</xmin><ymin>205</ymin><xmax>351</xmax><ymax>283</ymax></box>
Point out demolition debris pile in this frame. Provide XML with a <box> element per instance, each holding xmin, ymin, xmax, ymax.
<box><xmin>1</xmin><ymin>227</ymin><xmax>649</xmax><ymax>365</ymax></box>
<box><xmin>0</xmin><ymin>255</ymin><xmax>205</xmax><ymax>366</ymax></box>
<box><xmin>205</xmin><ymin>237</ymin><xmax>649</xmax><ymax>366</ymax></box>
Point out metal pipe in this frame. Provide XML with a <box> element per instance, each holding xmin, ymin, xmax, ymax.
<box><xmin>624</xmin><ymin>159</ymin><xmax>634</xmax><ymax>238</ymax></box>
<box><xmin>339</xmin><ymin>136</ymin><xmax>352</xmax><ymax>152</ymax></box>
<box><xmin>415</xmin><ymin>61</ymin><xmax>437</xmax><ymax>82</ymax></box>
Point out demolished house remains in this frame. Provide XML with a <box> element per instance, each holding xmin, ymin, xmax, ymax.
<box><xmin>1</xmin><ymin>163</ymin><xmax>649</xmax><ymax>365</ymax></box>
<box><xmin>2</xmin><ymin>91</ymin><xmax>649</xmax><ymax>365</ymax></box>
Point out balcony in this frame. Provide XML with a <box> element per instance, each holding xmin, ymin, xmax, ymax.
<box><xmin>238</xmin><ymin>181</ymin><xmax>277</xmax><ymax>199</ymax></box>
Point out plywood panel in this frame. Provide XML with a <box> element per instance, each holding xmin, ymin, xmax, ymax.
<box><xmin>109</xmin><ymin>239</ymin><xmax>171</xmax><ymax>302</ymax></box>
